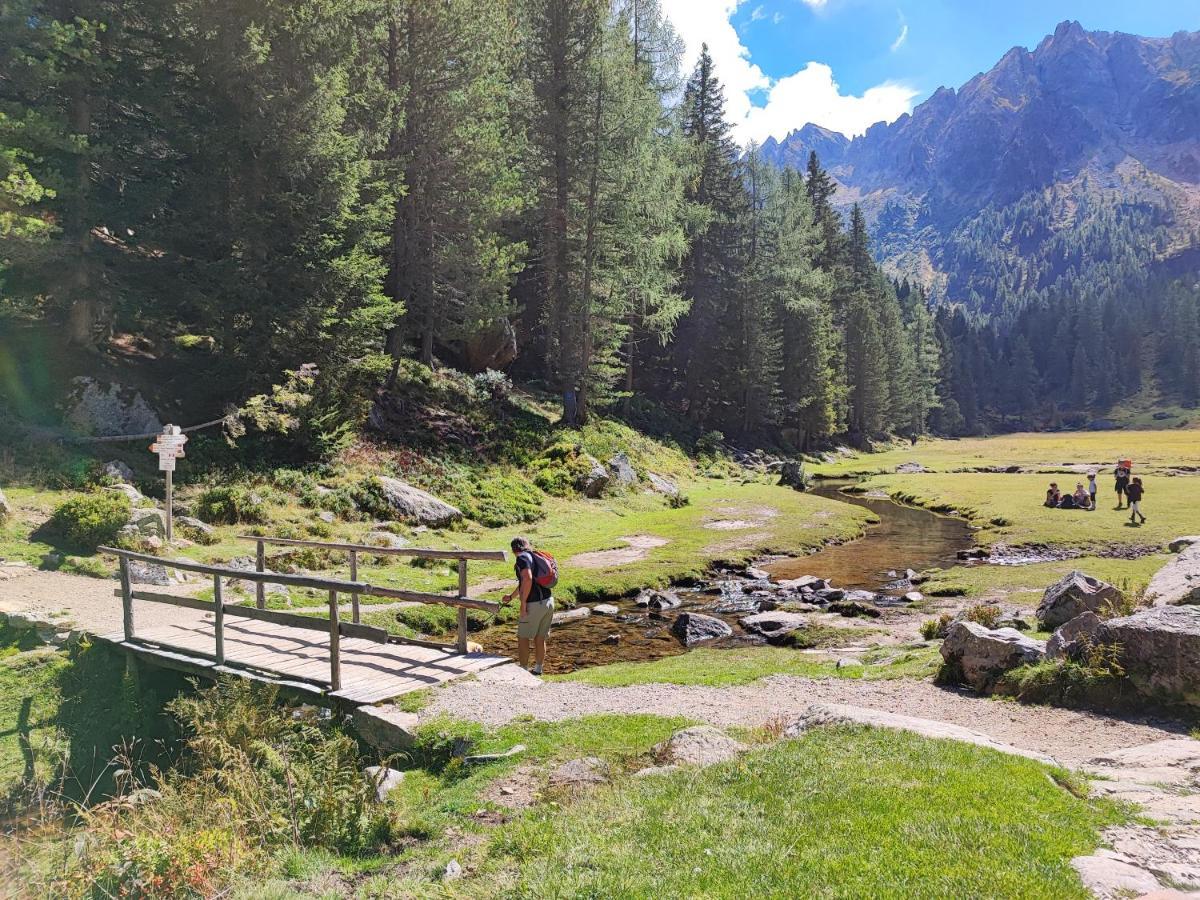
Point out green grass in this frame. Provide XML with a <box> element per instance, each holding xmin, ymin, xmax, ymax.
<box><xmin>0</xmin><ymin>646</ymin><xmax>69</xmax><ymax>799</ymax></box>
<box><xmin>868</xmin><ymin>471</ymin><xmax>1194</xmax><ymax>553</ymax></box>
<box><xmin>479</xmin><ymin>726</ymin><xmax>1125</xmax><ymax>899</ymax></box>
<box><xmin>920</xmin><ymin>554</ymin><xmax>1167</xmax><ymax>607</ymax></box>
<box><xmin>812</xmin><ymin>429</ymin><xmax>1200</xmax><ymax>478</ymax></box>
<box><xmin>552</xmin><ymin>644</ymin><xmax>941</xmax><ymax>688</ymax></box>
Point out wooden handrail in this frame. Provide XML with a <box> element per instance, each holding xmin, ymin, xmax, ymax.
<box><xmin>98</xmin><ymin>547</ymin><xmax>370</xmax><ymax>592</ymax></box>
<box><xmin>367</xmin><ymin>584</ymin><xmax>500</xmax><ymax>613</ymax></box>
<box><xmin>236</xmin><ymin>534</ymin><xmax>507</xmax><ymax>562</ymax></box>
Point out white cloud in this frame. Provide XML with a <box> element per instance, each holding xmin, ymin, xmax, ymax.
<box><xmin>890</xmin><ymin>23</ymin><xmax>908</xmax><ymax>52</ymax></box>
<box><xmin>772</xmin><ymin>11</ymin><xmax>784</xmax><ymax>24</ymax></box>
<box><xmin>661</xmin><ymin>0</ymin><xmax>917</xmax><ymax>143</ymax></box>
<box><xmin>750</xmin><ymin>4</ymin><xmax>766</xmax><ymax>22</ymax></box>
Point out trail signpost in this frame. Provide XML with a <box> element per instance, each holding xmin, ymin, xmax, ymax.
<box><xmin>150</xmin><ymin>425</ymin><xmax>187</xmax><ymax>541</ymax></box>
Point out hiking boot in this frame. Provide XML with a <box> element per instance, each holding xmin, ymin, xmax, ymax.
<box><xmin>531</xmin><ymin>664</ymin><xmax>543</xmax><ymax>676</ymax></box>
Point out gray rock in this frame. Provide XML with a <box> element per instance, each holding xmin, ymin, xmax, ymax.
<box><xmin>744</xmin><ymin>566</ymin><xmax>771</xmax><ymax>581</ymax></box>
<box><xmin>552</xmin><ymin>606</ymin><xmax>590</xmax><ymax>624</ymax></box>
<box><xmin>464</xmin><ymin>743</ymin><xmax>526</xmax><ymax>764</ymax></box>
<box><xmin>813</xmin><ymin>587</ymin><xmax>845</xmax><ymax>603</ymax></box>
<box><xmin>653</xmin><ymin>725</ymin><xmax>745</xmax><ymax>766</ymax></box>
<box><xmin>101</xmin><ymin>460</ymin><xmax>135</xmax><ymax>483</ymax></box>
<box><xmin>128</xmin><ymin>507</ymin><xmax>166</xmax><ymax>538</ymax></box>
<box><xmin>785</xmin><ymin>703</ymin><xmax>1054</xmax><ymax>763</ymax></box>
<box><xmin>777</xmin><ymin>460</ymin><xmax>807</xmax><ymax>490</ymax></box>
<box><xmin>896</xmin><ymin>461</ymin><xmax>926</xmax><ymax>474</ymax></box>
<box><xmin>352</xmin><ymin>705</ymin><xmax>418</xmax><ymax>752</ymax></box>
<box><xmin>1070</xmin><ymin>855</ymin><xmax>1162</xmax><ymax>897</ymax></box>
<box><xmin>0</xmin><ymin>487</ymin><xmax>11</xmax><ymax>524</ymax></box>
<box><xmin>318</xmin><ymin>511</ymin><xmax>335</xmax><ymax>524</ymax></box>
<box><xmin>549</xmin><ymin>756</ymin><xmax>607</xmax><ymax>787</ymax></box>
<box><xmin>671</xmin><ymin>612</ymin><xmax>733</xmax><ymax>647</ymax></box>
<box><xmin>1046</xmin><ymin>611</ymin><xmax>1103</xmax><ymax>660</ymax></box>
<box><xmin>1148</xmin><ymin>541</ymin><xmax>1200</xmax><ymax>607</ymax></box>
<box><xmin>128</xmin><ymin>560</ymin><xmax>173</xmax><ymax>586</ymax></box>
<box><xmin>647</xmin><ymin>472</ymin><xmax>679</xmax><ymax>496</ymax></box>
<box><xmin>364</xmin><ymin>530</ymin><xmax>410</xmax><ymax>550</ymax></box>
<box><xmin>1169</xmin><ymin>536</ymin><xmax>1200</xmax><ymax>554</ymax></box>
<box><xmin>578</xmin><ymin>455</ymin><xmax>609</xmax><ymax>498</ymax></box>
<box><xmin>778</xmin><ymin>575</ymin><xmax>827</xmax><ymax>591</ymax></box>
<box><xmin>940</xmin><ymin>621</ymin><xmax>1046</xmax><ymax>692</ymax></box>
<box><xmin>633</xmin><ymin>765</ymin><xmax>679</xmax><ymax>778</ymax></box>
<box><xmin>606</xmin><ymin>452</ymin><xmax>638</xmax><ymax>486</ymax></box>
<box><xmin>1097</xmin><ymin>606</ymin><xmax>1200</xmax><ymax>701</ymax></box>
<box><xmin>739</xmin><ymin>610</ymin><xmax>809</xmax><ymax>643</ymax></box>
<box><xmin>375</xmin><ymin>476</ymin><xmax>462</xmax><ymax>527</ymax></box>
<box><xmin>442</xmin><ymin>859</ymin><xmax>463</xmax><ymax>881</ymax></box>
<box><xmin>591</xmin><ymin>603</ymin><xmax>620</xmax><ymax>617</ymax></box>
<box><xmin>903</xmin><ymin>591</ymin><xmax>925</xmax><ymax>603</ymax></box>
<box><xmin>363</xmin><ymin>765</ymin><xmax>405</xmax><ymax>802</ymax></box>
<box><xmin>836</xmin><ymin>657</ymin><xmax>863</xmax><ymax>669</ymax></box>
<box><xmin>63</xmin><ymin>377</ymin><xmax>162</xmax><ymax>437</ymax></box>
<box><xmin>1036</xmin><ymin>570</ymin><xmax>1123</xmax><ymax>629</ymax></box>
<box><xmin>828</xmin><ymin>600</ymin><xmax>881</xmax><ymax>619</ymax></box>
<box><xmin>175</xmin><ymin>516</ymin><xmax>216</xmax><ymax>544</ymax></box>
<box><xmin>636</xmin><ymin>590</ymin><xmax>681</xmax><ymax>610</ymax></box>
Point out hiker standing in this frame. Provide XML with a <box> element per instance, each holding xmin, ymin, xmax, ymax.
<box><xmin>502</xmin><ymin>536</ymin><xmax>556</xmax><ymax>675</ymax></box>
<box><xmin>1087</xmin><ymin>472</ymin><xmax>1098</xmax><ymax>511</ymax></box>
<box><xmin>1126</xmin><ymin>477</ymin><xmax>1147</xmax><ymax>525</ymax></box>
<box><xmin>1114</xmin><ymin>461</ymin><xmax>1131</xmax><ymax>509</ymax></box>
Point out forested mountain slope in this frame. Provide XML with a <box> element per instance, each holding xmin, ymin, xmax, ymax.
<box><xmin>761</xmin><ymin>21</ymin><xmax>1200</xmax><ymax>316</ymax></box>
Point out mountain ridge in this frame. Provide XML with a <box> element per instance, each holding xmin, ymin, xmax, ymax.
<box><xmin>761</xmin><ymin>20</ymin><xmax>1200</xmax><ymax>313</ymax></box>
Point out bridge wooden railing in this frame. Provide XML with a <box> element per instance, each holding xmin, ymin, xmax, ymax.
<box><xmin>237</xmin><ymin>535</ymin><xmax>507</xmax><ymax>652</ymax></box>
<box><xmin>100</xmin><ymin>541</ymin><xmax>504</xmax><ymax>690</ymax></box>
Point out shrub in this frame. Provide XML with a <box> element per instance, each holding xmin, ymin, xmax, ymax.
<box><xmin>998</xmin><ymin>639</ymin><xmax>1131</xmax><ymax>708</ymax></box>
<box><xmin>50</xmin><ymin>492</ymin><xmax>131</xmax><ymax>549</ymax></box>
<box><xmin>963</xmin><ymin>604</ymin><xmax>1002</xmax><ymax>629</ymax></box>
<box><xmin>530</xmin><ymin>442</ymin><xmax>594</xmax><ymax>497</ymax></box>
<box><xmin>349</xmin><ymin>477</ymin><xmax>393</xmax><ymax>519</ymax></box>
<box><xmin>195</xmin><ymin>484</ymin><xmax>267</xmax><ymax>525</ymax></box>
<box><xmin>452</xmin><ymin>473</ymin><xmax>544</xmax><ymax>528</ymax></box>
<box><xmin>696</xmin><ymin>430</ymin><xmax>726</xmax><ymax>458</ymax></box>
<box><xmin>472</xmin><ymin>369</ymin><xmax>513</xmax><ymax>402</ymax></box>
<box><xmin>920</xmin><ymin>614</ymin><xmax>954</xmax><ymax>640</ymax></box>
<box><xmin>668</xmin><ymin>492</ymin><xmax>691</xmax><ymax>509</ymax></box>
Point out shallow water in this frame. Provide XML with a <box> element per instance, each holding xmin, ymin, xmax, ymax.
<box><xmin>764</xmin><ymin>481</ymin><xmax>971</xmax><ymax>589</ymax></box>
<box><xmin>476</xmin><ymin>480</ymin><xmax>973</xmax><ymax>673</ymax></box>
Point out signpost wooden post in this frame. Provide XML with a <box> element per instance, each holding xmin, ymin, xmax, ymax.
<box><xmin>150</xmin><ymin>425</ymin><xmax>188</xmax><ymax>542</ymax></box>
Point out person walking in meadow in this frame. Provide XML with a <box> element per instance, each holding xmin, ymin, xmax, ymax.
<box><xmin>1088</xmin><ymin>472</ymin><xmax>1098</xmax><ymax>511</ymax></box>
<box><xmin>502</xmin><ymin>536</ymin><xmax>558</xmax><ymax>676</ymax></box>
<box><xmin>1126</xmin><ymin>476</ymin><xmax>1147</xmax><ymax>525</ymax></box>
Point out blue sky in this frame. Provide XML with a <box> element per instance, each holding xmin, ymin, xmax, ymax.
<box><xmin>659</xmin><ymin>0</ymin><xmax>1200</xmax><ymax>144</ymax></box>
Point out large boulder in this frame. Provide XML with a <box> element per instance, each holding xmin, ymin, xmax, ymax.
<box><xmin>1046</xmin><ymin>611</ymin><xmax>1103</xmax><ymax>661</ymax></box>
<box><xmin>940</xmin><ymin>621</ymin><xmax>1046</xmax><ymax>692</ymax></box>
<box><xmin>646</xmin><ymin>472</ymin><xmax>679</xmax><ymax>497</ymax></box>
<box><xmin>777</xmin><ymin>460</ymin><xmax>807</xmax><ymax>491</ymax></box>
<box><xmin>63</xmin><ymin>377</ymin><xmax>162</xmax><ymax>437</ymax></box>
<box><xmin>671</xmin><ymin>612</ymin><xmax>733</xmax><ymax>647</ymax></box>
<box><xmin>606</xmin><ymin>452</ymin><xmax>638</xmax><ymax>487</ymax></box>
<box><xmin>376</xmin><ymin>476</ymin><xmax>461</xmax><ymax>527</ymax></box>
<box><xmin>1097</xmin><ymin>606</ymin><xmax>1200</xmax><ymax>702</ymax></box>
<box><xmin>653</xmin><ymin>725</ymin><xmax>745</xmax><ymax>766</ymax></box>
<box><xmin>459</xmin><ymin>318</ymin><xmax>517</xmax><ymax>373</ymax></box>
<box><xmin>1036</xmin><ymin>570</ymin><xmax>1123</xmax><ymax>629</ymax></box>
<box><xmin>577</xmin><ymin>455</ymin><xmax>609</xmax><ymax>498</ymax></box>
<box><xmin>1147</xmin><ymin>541</ymin><xmax>1200</xmax><ymax>607</ymax></box>
<box><xmin>128</xmin><ymin>507</ymin><xmax>166</xmax><ymax>538</ymax></box>
<box><xmin>740</xmin><ymin>610</ymin><xmax>809</xmax><ymax>644</ymax></box>
<box><xmin>0</xmin><ymin>487</ymin><xmax>11</xmax><ymax>524</ymax></box>
<box><xmin>352</xmin><ymin>705</ymin><xmax>418</xmax><ymax>752</ymax></box>
<box><xmin>105</xmin><ymin>483</ymin><xmax>144</xmax><ymax>506</ymax></box>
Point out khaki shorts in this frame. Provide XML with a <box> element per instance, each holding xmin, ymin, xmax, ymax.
<box><xmin>517</xmin><ymin>598</ymin><xmax>554</xmax><ymax>640</ymax></box>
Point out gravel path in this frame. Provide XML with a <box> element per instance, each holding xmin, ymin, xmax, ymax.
<box><xmin>423</xmin><ymin>674</ymin><xmax>1185</xmax><ymax>764</ymax></box>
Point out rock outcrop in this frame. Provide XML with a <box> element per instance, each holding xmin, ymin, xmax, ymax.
<box><xmin>671</xmin><ymin>612</ymin><xmax>733</xmax><ymax>647</ymax></box>
<box><xmin>1147</xmin><ymin>540</ymin><xmax>1200</xmax><ymax>607</ymax></box>
<box><xmin>1045</xmin><ymin>611</ymin><xmax>1102</xmax><ymax>661</ymax></box>
<box><xmin>1036</xmin><ymin>570</ymin><xmax>1122</xmax><ymax>629</ymax></box>
<box><xmin>646</xmin><ymin>472</ymin><xmax>679</xmax><ymax>497</ymax></box>
<box><xmin>459</xmin><ymin>318</ymin><xmax>517</xmax><ymax>372</ymax></box>
<box><xmin>940</xmin><ymin>621</ymin><xmax>1046</xmax><ymax>692</ymax></box>
<box><xmin>1098</xmin><ymin>606</ymin><xmax>1200</xmax><ymax>702</ymax></box>
<box><xmin>653</xmin><ymin>725</ymin><xmax>745</xmax><ymax>766</ymax></box>
<box><xmin>63</xmin><ymin>377</ymin><xmax>162</xmax><ymax>437</ymax></box>
<box><xmin>740</xmin><ymin>610</ymin><xmax>809</xmax><ymax>644</ymax></box>
<box><xmin>578</xmin><ymin>455</ymin><xmax>609</xmax><ymax>498</ymax></box>
<box><xmin>606</xmin><ymin>452</ymin><xmax>637</xmax><ymax>487</ymax></box>
<box><xmin>375</xmin><ymin>476</ymin><xmax>462</xmax><ymax>527</ymax></box>
<box><xmin>352</xmin><ymin>705</ymin><xmax>419</xmax><ymax>752</ymax></box>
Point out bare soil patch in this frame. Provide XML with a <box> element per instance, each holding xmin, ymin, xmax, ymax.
<box><xmin>568</xmin><ymin>534</ymin><xmax>669</xmax><ymax>569</ymax></box>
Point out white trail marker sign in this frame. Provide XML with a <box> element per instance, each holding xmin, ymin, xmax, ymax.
<box><xmin>150</xmin><ymin>425</ymin><xmax>188</xmax><ymax>541</ymax></box>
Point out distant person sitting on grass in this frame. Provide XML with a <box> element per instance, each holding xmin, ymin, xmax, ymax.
<box><xmin>502</xmin><ymin>536</ymin><xmax>557</xmax><ymax>676</ymax></box>
<box><xmin>1126</xmin><ymin>476</ymin><xmax>1147</xmax><ymax>525</ymax></box>
<box><xmin>1044</xmin><ymin>483</ymin><xmax>1061</xmax><ymax>508</ymax></box>
<box><xmin>1088</xmin><ymin>472</ymin><xmax>1098</xmax><ymax>511</ymax></box>
<box><xmin>1072</xmin><ymin>483</ymin><xmax>1091</xmax><ymax>510</ymax></box>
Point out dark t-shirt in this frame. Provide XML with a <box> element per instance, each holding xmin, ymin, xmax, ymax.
<box><xmin>515</xmin><ymin>551</ymin><xmax>551</xmax><ymax>603</ymax></box>
<box><xmin>1126</xmin><ymin>482</ymin><xmax>1144</xmax><ymax>502</ymax></box>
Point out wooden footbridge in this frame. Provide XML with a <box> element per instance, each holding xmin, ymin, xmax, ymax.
<box><xmin>94</xmin><ymin>538</ymin><xmax>511</xmax><ymax>706</ymax></box>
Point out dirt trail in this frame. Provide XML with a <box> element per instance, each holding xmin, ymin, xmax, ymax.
<box><xmin>422</xmin><ymin>674</ymin><xmax>1184</xmax><ymax>765</ymax></box>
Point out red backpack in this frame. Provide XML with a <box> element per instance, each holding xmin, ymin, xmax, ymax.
<box><xmin>530</xmin><ymin>550</ymin><xmax>559</xmax><ymax>589</ymax></box>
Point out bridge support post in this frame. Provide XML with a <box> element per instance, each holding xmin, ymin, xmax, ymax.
<box><xmin>328</xmin><ymin>589</ymin><xmax>341</xmax><ymax>692</ymax></box>
<box><xmin>456</xmin><ymin>559</ymin><xmax>469</xmax><ymax>654</ymax></box>
<box><xmin>213</xmin><ymin>573</ymin><xmax>225</xmax><ymax>665</ymax></box>
<box><xmin>349</xmin><ymin>549</ymin><xmax>360</xmax><ymax>624</ymax></box>
<box><xmin>119</xmin><ymin>556</ymin><xmax>134</xmax><ymax>641</ymax></box>
<box><xmin>255</xmin><ymin>539</ymin><xmax>266</xmax><ymax>609</ymax></box>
